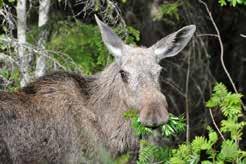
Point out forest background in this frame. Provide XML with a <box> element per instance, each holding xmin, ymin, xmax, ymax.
<box><xmin>0</xmin><ymin>0</ymin><xmax>246</xmax><ymax>163</ymax></box>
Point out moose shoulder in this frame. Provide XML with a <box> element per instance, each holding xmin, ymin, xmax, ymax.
<box><xmin>0</xmin><ymin>16</ymin><xmax>196</xmax><ymax>164</ymax></box>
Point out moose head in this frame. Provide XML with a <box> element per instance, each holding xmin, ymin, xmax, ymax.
<box><xmin>95</xmin><ymin>16</ymin><xmax>196</xmax><ymax>128</ymax></box>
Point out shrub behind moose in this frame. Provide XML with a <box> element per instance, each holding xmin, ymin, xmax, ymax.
<box><xmin>0</xmin><ymin>16</ymin><xmax>195</xmax><ymax>163</ymax></box>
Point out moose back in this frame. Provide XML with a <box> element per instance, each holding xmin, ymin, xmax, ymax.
<box><xmin>0</xmin><ymin>16</ymin><xmax>195</xmax><ymax>163</ymax></box>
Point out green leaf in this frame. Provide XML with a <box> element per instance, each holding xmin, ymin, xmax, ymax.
<box><xmin>206</xmin><ymin>83</ymin><xmax>228</xmax><ymax>108</ymax></box>
<box><xmin>113</xmin><ymin>153</ymin><xmax>130</xmax><ymax>164</ymax></box>
<box><xmin>218</xmin><ymin>140</ymin><xmax>239</xmax><ymax>162</ymax></box>
<box><xmin>153</xmin><ymin>1</ymin><xmax>181</xmax><ymax>21</ymax></box>
<box><xmin>218</xmin><ymin>0</ymin><xmax>246</xmax><ymax>6</ymax></box>
<box><xmin>188</xmin><ymin>154</ymin><xmax>200</xmax><ymax>164</ymax></box>
<box><xmin>220</xmin><ymin>93</ymin><xmax>243</xmax><ymax>119</ymax></box>
<box><xmin>201</xmin><ymin>161</ymin><xmax>213</xmax><ymax>164</ymax></box>
<box><xmin>161</xmin><ymin>114</ymin><xmax>185</xmax><ymax>137</ymax></box>
<box><xmin>137</xmin><ymin>140</ymin><xmax>159</xmax><ymax>164</ymax></box>
<box><xmin>124</xmin><ymin>109</ymin><xmax>152</xmax><ymax>136</ymax></box>
<box><xmin>218</xmin><ymin>0</ymin><xmax>227</xmax><ymax>6</ymax></box>
<box><xmin>170</xmin><ymin>144</ymin><xmax>191</xmax><ymax>162</ymax></box>
<box><xmin>168</xmin><ymin>157</ymin><xmax>186</xmax><ymax>164</ymax></box>
<box><xmin>221</xmin><ymin>119</ymin><xmax>244</xmax><ymax>141</ymax></box>
<box><xmin>208</xmin><ymin>131</ymin><xmax>218</xmax><ymax>145</ymax></box>
<box><xmin>232</xmin><ymin>0</ymin><xmax>237</xmax><ymax>6</ymax></box>
<box><xmin>191</xmin><ymin>136</ymin><xmax>210</xmax><ymax>153</ymax></box>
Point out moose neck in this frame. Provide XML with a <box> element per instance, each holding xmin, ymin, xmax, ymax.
<box><xmin>88</xmin><ymin>62</ymin><xmax>127</xmax><ymax>127</ymax></box>
<box><xmin>87</xmin><ymin>63</ymin><xmax>137</xmax><ymax>154</ymax></box>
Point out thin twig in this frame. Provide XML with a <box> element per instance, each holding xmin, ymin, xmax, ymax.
<box><xmin>209</xmin><ymin>109</ymin><xmax>225</xmax><ymax>141</ymax></box>
<box><xmin>185</xmin><ymin>46</ymin><xmax>192</xmax><ymax>143</ymax></box>
<box><xmin>240</xmin><ymin>34</ymin><xmax>246</xmax><ymax>38</ymax></box>
<box><xmin>161</xmin><ymin>80</ymin><xmax>186</xmax><ymax>98</ymax></box>
<box><xmin>199</xmin><ymin>0</ymin><xmax>238</xmax><ymax>94</ymax></box>
<box><xmin>0</xmin><ymin>37</ymin><xmax>83</xmax><ymax>72</ymax></box>
<box><xmin>197</xmin><ymin>34</ymin><xmax>218</xmax><ymax>38</ymax></box>
<box><xmin>0</xmin><ymin>53</ymin><xmax>17</xmax><ymax>65</ymax></box>
<box><xmin>198</xmin><ymin>0</ymin><xmax>231</xmax><ymax>141</ymax></box>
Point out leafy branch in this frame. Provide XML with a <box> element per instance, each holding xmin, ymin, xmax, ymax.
<box><xmin>124</xmin><ymin>109</ymin><xmax>185</xmax><ymax>138</ymax></box>
<box><xmin>168</xmin><ymin>83</ymin><xmax>246</xmax><ymax>163</ymax></box>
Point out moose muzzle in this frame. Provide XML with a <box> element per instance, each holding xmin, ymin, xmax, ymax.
<box><xmin>139</xmin><ymin>91</ymin><xmax>169</xmax><ymax>129</ymax></box>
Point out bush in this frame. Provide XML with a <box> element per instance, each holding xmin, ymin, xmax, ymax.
<box><xmin>124</xmin><ymin>83</ymin><xmax>246</xmax><ymax>163</ymax></box>
<box><xmin>123</xmin><ymin>109</ymin><xmax>186</xmax><ymax>163</ymax></box>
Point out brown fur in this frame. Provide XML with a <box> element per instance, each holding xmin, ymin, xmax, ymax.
<box><xmin>0</xmin><ymin>64</ymin><xmax>138</xmax><ymax>164</ymax></box>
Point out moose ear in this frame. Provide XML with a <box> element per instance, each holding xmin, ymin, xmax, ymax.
<box><xmin>151</xmin><ymin>25</ymin><xmax>196</xmax><ymax>62</ymax></box>
<box><xmin>95</xmin><ymin>15</ymin><xmax>124</xmax><ymax>63</ymax></box>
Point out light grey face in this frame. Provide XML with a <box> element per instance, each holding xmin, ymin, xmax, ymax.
<box><xmin>120</xmin><ymin>47</ymin><xmax>161</xmax><ymax>93</ymax></box>
<box><xmin>95</xmin><ymin>15</ymin><xmax>196</xmax><ymax>128</ymax></box>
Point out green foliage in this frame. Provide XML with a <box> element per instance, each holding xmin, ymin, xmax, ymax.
<box><xmin>123</xmin><ymin>109</ymin><xmax>153</xmax><ymax>136</ymax></box>
<box><xmin>46</xmin><ymin>21</ymin><xmax>110</xmax><ymax>75</ymax></box>
<box><xmin>128</xmin><ymin>83</ymin><xmax>245</xmax><ymax>163</ymax></box>
<box><xmin>218</xmin><ymin>140</ymin><xmax>239</xmax><ymax>162</ymax></box>
<box><xmin>113</xmin><ymin>153</ymin><xmax>130</xmax><ymax>164</ymax></box>
<box><xmin>124</xmin><ymin>109</ymin><xmax>185</xmax><ymax>137</ymax></box>
<box><xmin>218</xmin><ymin>0</ymin><xmax>246</xmax><ymax>6</ymax></box>
<box><xmin>124</xmin><ymin>109</ymin><xmax>185</xmax><ymax>163</ymax></box>
<box><xmin>137</xmin><ymin>140</ymin><xmax>172</xmax><ymax>164</ymax></box>
<box><xmin>152</xmin><ymin>1</ymin><xmax>181</xmax><ymax>22</ymax></box>
<box><xmin>169</xmin><ymin>144</ymin><xmax>191</xmax><ymax>164</ymax></box>
<box><xmin>137</xmin><ymin>140</ymin><xmax>160</xmax><ymax>164</ymax></box>
<box><xmin>115</xmin><ymin>26</ymin><xmax>140</xmax><ymax>45</ymax></box>
<box><xmin>0</xmin><ymin>68</ymin><xmax>20</xmax><ymax>91</ymax></box>
<box><xmin>0</xmin><ymin>0</ymin><xmax>16</xmax><ymax>8</ymax></box>
<box><xmin>125</xmin><ymin>26</ymin><xmax>140</xmax><ymax>44</ymax></box>
<box><xmin>206</xmin><ymin>83</ymin><xmax>245</xmax><ymax>142</ymax></box>
<box><xmin>168</xmin><ymin>83</ymin><xmax>246</xmax><ymax>163</ymax></box>
<box><xmin>161</xmin><ymin>114</ymin><xmax>185</xmax><ymax>137</ymax></box>
<box><xmin>45</xmin><ymin>21</ymin><xmax>140</xmax><ymax>75</ymax></box>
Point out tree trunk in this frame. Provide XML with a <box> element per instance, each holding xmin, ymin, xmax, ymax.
<box><xmin>17</xmin><ymin>0</ymin><xmax>30</xmax><ymax>87</ymax></box>
<box><xmin>35</xmin><ymin>0</ymin><xmax>50</xmax><ymax>78</ymax></box>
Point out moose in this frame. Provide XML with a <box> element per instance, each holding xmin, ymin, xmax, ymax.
<box><xmin>0</xmin><ymin>16</ymin><xmax>196</xmax><ymax>164</ymax></box>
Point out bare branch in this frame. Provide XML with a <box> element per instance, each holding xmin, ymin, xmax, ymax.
<box><xmin>197</xmin><ymin>34</ymin><xmax>218</xmax><ymax>38</ymax></box>
<box><xmin>35</xmin><ymin>0</ymin><xmax>51</xmax><ymax>78</ymax></box>
<box><xmin>199</xmin><ymin>0</ymin><xmax>245</xmax><ymax>111</ymax></box>
<box><xmin>0</xmin><ymin>53</ymin><xmax>17</xmax><ymax>65</ymax></box>
<box><xmin>0</xmin><ymin>36</ymin><xmax>83</xmax><ymax>73</ymax></box>
<box><xmin>209</xmin><ymin>109</ymin><xmax>225</xmax><ymax>141</ymax></box>
<box><xmin>240</xmin><ymin>34</ymin><xmax>246</xmax><ymax>38</ymax></box>
<box><xmin>199</xmin><ymin>0</ymin><xmax>238</xmax><ymax>94</ymax></box>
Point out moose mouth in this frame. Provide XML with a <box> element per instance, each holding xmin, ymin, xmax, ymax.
<box><xmin>139</xmin><ymin>111</ymin><xmax>169</xmax><ymax>130</ymax></box>
<box><xmin>143</xmin><ymin>123</ymin><xmax>164</xmax><ymax>130</ymax></box>
<box><xmin>137</xmin><ymin>117</ymin><xmax>165</xmax><ymax>130</ymax></box>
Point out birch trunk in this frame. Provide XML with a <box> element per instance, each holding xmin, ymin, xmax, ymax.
<box><xmin>17</xmin><ymin>0</ymin><xmax>30</xmax><ymax>87</ymax></box>
<box><xmin>35</xmin><ymin>0</ymin><xmax>50</xmax><ymax>78</ymax></box>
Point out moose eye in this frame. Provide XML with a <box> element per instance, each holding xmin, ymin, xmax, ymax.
<box><xmin>119</xmin><ymin>70</ymin><xmax>129</xmax><ymax>83</ymax></box>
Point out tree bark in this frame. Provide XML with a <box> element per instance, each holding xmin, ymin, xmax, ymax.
<box><xmin>35</xmin><ymin>0</ymin><xmax>50</xmax><ymax>78</ymax></box>
<box><xmin>17</xmin><ymin>0</ymin><xmax>30</xmax><ymax>87</ymax></box>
